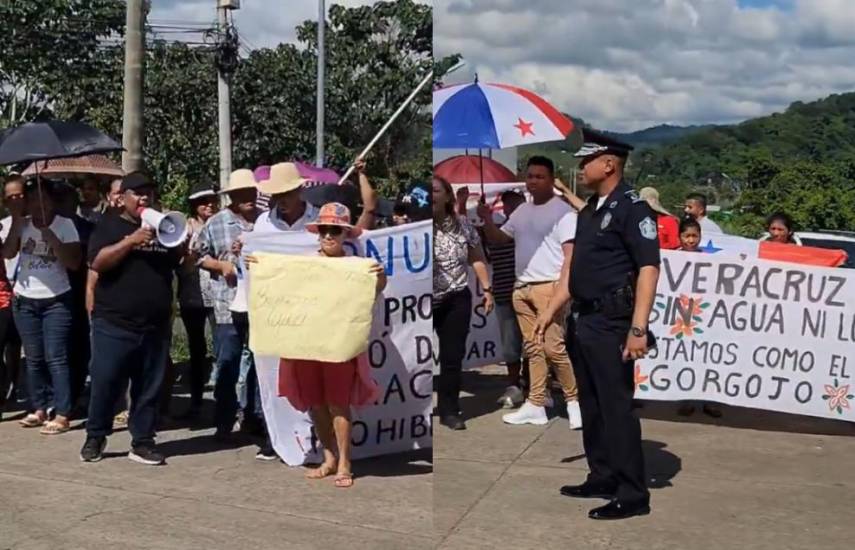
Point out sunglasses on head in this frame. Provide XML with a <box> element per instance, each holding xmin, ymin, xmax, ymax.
<box><xmin>318</xmin><ymin>225</ymin><xmax>344</xmax><ymax>237</ymax></box>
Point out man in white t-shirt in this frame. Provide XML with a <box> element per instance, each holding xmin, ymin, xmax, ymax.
<box><xmin>478</xmin><ymin>156</ymin><xmax>581</xmax><ymax>429</ymax></box>
<box><xmin>683</xmin><ymin>193</ymin><xmax>723</xmax><ymax>235</ymax></box>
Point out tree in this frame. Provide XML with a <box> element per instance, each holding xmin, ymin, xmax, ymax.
<box><xmin>0</xmin><ymin>0</ymin><xmax>125</xmax><ymax>126</ymax></box>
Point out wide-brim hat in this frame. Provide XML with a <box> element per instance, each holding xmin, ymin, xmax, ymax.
<box><xmin>189</xmin><ymin>181</ymin><xmax>217</xmax><ymax>202</ymax></box>
<box><xmin>306</xmin><ymin>202</ymin><xmax>362</xmax><ymax>238</ymax></box>
<box><xmin>258</xmin><ymin>162</ymin><xmax>308</xmax><ymax>196</ymax></box>
<box><xmin>639</xmin><ymin>186</ymin><xmax>671</xmax><ymax>216</ymax></box>
<box><xmin>219</xmin><ymin>168</ymin><xmax>258</xmax><ymax>194</ymax></box>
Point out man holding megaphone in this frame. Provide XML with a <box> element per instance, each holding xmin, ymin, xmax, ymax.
<box><xmin>80</xmin><ymin>172</ymin><xmax>187</xmax><ymax>466</ymax></box>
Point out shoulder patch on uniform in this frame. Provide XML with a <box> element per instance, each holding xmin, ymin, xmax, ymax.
<box><xmin>639</xmin><ymin>217</ymin><xmax>657</xmax><ymax>240</ymax></box>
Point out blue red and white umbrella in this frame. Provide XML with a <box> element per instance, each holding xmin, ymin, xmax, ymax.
<box><xmin>433</xmin><ymin>81</ymin><xmax>574</xmax><ymax>149</ymax></box>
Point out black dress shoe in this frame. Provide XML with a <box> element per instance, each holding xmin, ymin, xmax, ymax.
<box><xmin>439</xmin><ymin>414</ymin><xmax>466</xmax><ymax>430</ymax></box>
<box><xmin>589</xmin><ymin>499</ymin><xmax>651</xmax><ymax>520</ymax></box>
<box><xmin>560</xmin><ymin>482</ymin><xmax>616</xmax><ymax>499</ymax></box>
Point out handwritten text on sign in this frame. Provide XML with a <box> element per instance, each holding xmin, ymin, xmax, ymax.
<box><xmin>248</xmin><ymin>253</ymin><xmax>376</xmax><ymax>363</ymax></box>
<box><xmin>636</xmin><ymin>251</ymin><xmax>855</xmax><ymax>421</ymax></box>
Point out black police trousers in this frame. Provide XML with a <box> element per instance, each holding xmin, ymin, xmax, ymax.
<box><xmin>566</xmin><ymin>311</ymin><xmax>649</xmax><ymax>504</ymax></box>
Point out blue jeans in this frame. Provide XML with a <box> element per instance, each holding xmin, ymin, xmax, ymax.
<box><xmin>234</xmin><ymin>313</ymin><xmax>262</xmax><ymax>418</ymax></box>
<box><xmin>86</xmin><ymin>318</ymin><xmax>170</xmax><ymax>445</ymax></box>
<box><xmin>214</xmin><ymin>322</ymin><xmax>243</xmax><ymax>430</ymax></box>
<box><xmin>13</xmin><ymin>293</ymin><xmax>73</xmax><ymax>416</ymax></box>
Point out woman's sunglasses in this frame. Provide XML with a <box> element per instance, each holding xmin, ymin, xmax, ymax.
<box><xmin>318</xmin><ymin>225</ymin><xmax>344</xmax><ymax>237</ymax></box>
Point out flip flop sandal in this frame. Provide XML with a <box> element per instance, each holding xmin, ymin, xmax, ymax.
<box><xmin>334</xmin><ymin>473</ymin><xmax>354</xmax><ymax>488</ymax></box>
<box><xmin>39</xmin><ymin>420</ymin><xmax>70</xmax><ymax>435</ymax></box>
<box><xmin>305</xmin><ymin>463</ymin><xmax>337</xmax><ymax>480</ymax></box>
<box><xmin>19</xmin><ymin>414</ymin><xmax>45</xmax><ymax>428</ymax></box>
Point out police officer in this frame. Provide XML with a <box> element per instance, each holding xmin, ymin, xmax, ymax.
<box><xmin>559</xmin><ymin>129</ymin><xmax>660</xmax><ymax>520</ymax></box>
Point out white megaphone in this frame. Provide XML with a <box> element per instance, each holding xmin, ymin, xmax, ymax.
<box><xmin>138</xmin><ymin>208</ymin><xmax>189</xmax><ymax>248</ymax></box>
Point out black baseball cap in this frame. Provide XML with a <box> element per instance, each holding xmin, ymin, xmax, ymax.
<box><xmin>121</xmin><ymin>171</ymin><xmax>156</xmax><ymax>192</ymax></box>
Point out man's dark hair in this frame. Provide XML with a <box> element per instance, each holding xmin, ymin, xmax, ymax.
<box><xmin>686</xmin><ymin>192</ymin><xmax>707</xmax><ymax>210</ymax></box>
<box><xmin>500</xmin><ymin>190</ymin><xmax>525</xmax><ymax>203</ymax></box>
<box><xmin>679</xmin><ymin>217</ymin><xmax>701</xmax><ymax>235</ymax></box>
<box><xmin>526</xmin><ymin>156</ymin><xmax>554</xmax><ymax>175</ymax></box>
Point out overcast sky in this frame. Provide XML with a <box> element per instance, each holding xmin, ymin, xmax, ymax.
<box><xmin>435</xmin><ymin>0</ymin><xmax>855</xmax><ymax>132</ymax></box>
<box><xmin>148</xmin><ymin>1</ymin><xmax>421</xmax><ymax>52</ymax></box>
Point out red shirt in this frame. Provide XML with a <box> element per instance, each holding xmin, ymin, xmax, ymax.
<box><xmin>657</xmin><ymin>215</ymin><xmax>680</xmax><ymax>250</ymax></box>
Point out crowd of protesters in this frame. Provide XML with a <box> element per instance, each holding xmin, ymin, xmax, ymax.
<box><xmin>432</xmin><ymin>155</ymin><xmax>806</xmax><ymax>429</ymax></box>
<box><xmin>0</xmin><ymin>161</ymin><xmax>424</xmax><ymax>486</ymax></box>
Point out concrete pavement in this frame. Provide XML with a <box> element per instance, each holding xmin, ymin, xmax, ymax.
<box><xmin>0</xmin><ymin>397</ymin><xmax>433</xmax><ymax>550</ymax></box>
<box><xmin>434</xmin><ymin>366</ymin><xmax>855</xmax><ymax>550</ymax></box>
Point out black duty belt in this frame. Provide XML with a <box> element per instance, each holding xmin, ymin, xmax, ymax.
<box><xmin>571</xmin><ymin>286</ymin><xmax>634</xmax><ymax>317</ymax></box>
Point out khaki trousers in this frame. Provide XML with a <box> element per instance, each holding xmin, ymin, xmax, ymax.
<box><xmin>512</xmin><ymin>283</ymin><xmax>578</xmax><ymax>406</ymax></box>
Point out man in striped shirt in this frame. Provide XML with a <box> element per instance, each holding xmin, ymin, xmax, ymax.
<box><xmin>488</xmin><ymin>190</ymin><xmax>527</xmax><ymax>408</ymax></box>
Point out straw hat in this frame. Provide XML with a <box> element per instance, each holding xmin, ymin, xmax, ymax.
<box><xmin>219</xmin><ymin>168</ymin><xmax>257</xmax><ymax>194</ymax></box>
<box><xmin>639</xmin><ymin>187</ymin><xmax>671</xmax><ymax>216</ymax></box>
<box><xmin>258</xmin><ymin>162</ymin><xmax>307</xmax><ymax>196</ymax></box>
<box><xmin>306</xmin><ymin>202</ymin><xmax>362</xmax><ymax>238</ymax></box>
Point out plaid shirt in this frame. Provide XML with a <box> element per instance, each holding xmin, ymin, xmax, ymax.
<box><xmin>196</xmin><ymin>208</ymin><xmax>255</xmax><ymax>324</ymax></box>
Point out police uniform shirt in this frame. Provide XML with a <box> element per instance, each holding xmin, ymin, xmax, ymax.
<box><xmin>570</xmin><ymin>181</ymin><xmax>661</xmax><ymax>301</ymax></box>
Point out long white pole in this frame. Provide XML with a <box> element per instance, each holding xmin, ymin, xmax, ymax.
<box><xmin>217</xmin><ymin>5</ymin><xmax>232</xmax><ymax>191</ymax></box>
<box><xmin>337</xmin><ymin>70</ymin><xmax>434</xmax><ymax>185</ymax></box>
<box><xmin>316</xmin><ymin>0</ymin><xmax>325</xmax><ymax>167</ymax></box>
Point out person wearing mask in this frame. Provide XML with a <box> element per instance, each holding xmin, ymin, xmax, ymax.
<box><xmin>434</xmin><ymin>176</ymin><xmax>493</xmax><ymax>430</ymax></box>
<box><xmin>639</xmin><ymin>187</ymin><xmax>680</xmax><ymax>250</ymax></box>
<box><xmin>478</xmin><ymin>156</ymin><xmax>582</xmax><ymax>430</ymax></box>
<box><xmin>0</xmin><ymin>175</ymin><xmax>24</xmax><ymax>416</ymax></box>
<box><xmin>177</xmin><ymin>183</ymin><xmax>219</xmax><ymax>419</ymax></box>
<box><xmin>80</xmin><ymin>172</ymin><xmax>185</xmax><ymax>464</ymax></box>
<box><xmin>196</xmin><ymin>169</ymin><xmax>260</xmax><ymax>440</ymax></box>
<box><xmin>761</xmin><ymin>212</ymin><xmax>802</xmax><ymax>245</ymax></box>
<box><xmin>683</xmin><ymin>193</ymin><xmax>723</xmax><ymax>235</ymax></box>
<box><xmin>4</xmin><ymin>180</ymin><xmax>81</xmax><ymax>435</ymax></box>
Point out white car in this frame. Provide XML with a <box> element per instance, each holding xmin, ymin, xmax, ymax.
<box><xmin>795</xmin><ymin>231</ymin><xmax>855</xmax><ymax>269</ymax></box>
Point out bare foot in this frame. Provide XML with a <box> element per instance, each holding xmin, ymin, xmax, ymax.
<box><xmin>305</xmin><ymin>461</ymin><xmax>337</xmax><ymax>480</ymax></box>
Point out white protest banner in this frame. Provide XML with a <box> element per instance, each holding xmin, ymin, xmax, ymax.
<box><xmin>462</xmin><ymin>274</ymin><xmax>503</xmax><ymax>369</ymax></box>
<box><xmin>637</xmin><ymin>251</ymin><xmax>855</xmax><ymax>421</ymax></box>
<box><xmin>243</xmin><ymin>221</ymin><xmax>433</xmax><ymax>465</ymax></box>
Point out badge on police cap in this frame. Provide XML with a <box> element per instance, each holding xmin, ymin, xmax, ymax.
<box><xmin>639</xmin><ymin>217</ymin><xmax>657</xmax><ymax>240</ymax></box>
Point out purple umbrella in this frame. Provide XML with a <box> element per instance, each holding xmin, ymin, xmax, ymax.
<box><xmin>253</xmin><ymin>162</ymin><xmax>340</xmax><ymax>185</ymax></box>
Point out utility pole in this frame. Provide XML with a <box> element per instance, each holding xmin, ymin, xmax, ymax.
<box><xmin>216</xmin><ymin>0</ymin><xmax>240</xmax><ymax>190</ymax></box>
<box><xmin>316</xmin><ymin>0</ymin><xmax>325</xmax><ymax>168</ymax></box>
<box><xmin>122</xmin><ymin>0</ymin><xmax>146</xmax><ymax>172</ymax></box>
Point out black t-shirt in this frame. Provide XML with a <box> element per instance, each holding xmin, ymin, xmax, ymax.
<box><xmin>88</xmin><ymin>211</ymin><xmax>181</xmax><ymax>332</ymax></box>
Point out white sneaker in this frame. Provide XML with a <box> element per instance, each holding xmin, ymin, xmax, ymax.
<box><xmin>502</xmin><ymin>401</ymin><xmax>548</xmax><ymax>425</ymax></box>
<box><xmin>497</xmin><ymin>386</ymin><xmax>524</xmax><ymax>409</ymax></box>
<box><xmin>567</xmin><ymin>400</ymin><xmax>583</xmax><ymax>430</ymax></box>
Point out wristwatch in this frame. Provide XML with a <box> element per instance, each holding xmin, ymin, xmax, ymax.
<box><xmin>630</xmin><ymin>326</ymin><xmax>647</xmax><ymax>337</ymax></box>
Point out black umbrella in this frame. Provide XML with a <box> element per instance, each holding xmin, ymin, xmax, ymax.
<box><xmin>0</xmin><ymin>121</ymin><xmax>122</xmax><ymax>166</ymax></box>
<box><xmin>0</xmin><ymin>121</ymin><xmax>122</xmax><ymax>221</ymax></box>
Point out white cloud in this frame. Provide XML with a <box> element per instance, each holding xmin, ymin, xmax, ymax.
<box><xmin>435</xmin><ymin>0</ymin><xmax>855</xmax><ymax>131</ymax></box>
